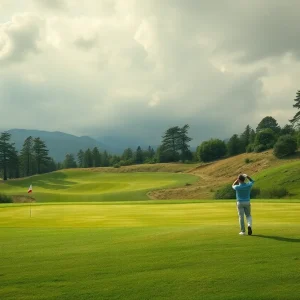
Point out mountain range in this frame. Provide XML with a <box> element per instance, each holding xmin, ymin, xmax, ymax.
<box><xmin>6</xmin><ymin>129</ymin><xmax>154</xmax><ymax>162</ymax></box>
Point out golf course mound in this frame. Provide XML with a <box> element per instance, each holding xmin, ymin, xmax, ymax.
<box><xmin>0</xmin><ymin>169</ymin><xmax>198</xmax><ymax>202</ymax></box>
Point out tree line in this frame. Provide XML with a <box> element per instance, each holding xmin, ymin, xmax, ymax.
<box><xmin>1</xmin><ymin>90</ymin><xmax>300</xmax><ymax>180</ymax></box>
<box><xmin>0</xmin><ymin>134</ymin><xmax>56</xmax><ymax>180</ymax></box>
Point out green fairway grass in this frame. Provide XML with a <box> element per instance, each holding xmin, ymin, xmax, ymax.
<box><xmin>1</xmin><ymin>201</ymin><xmax>299</xmax><ymax>300</ymax></box>
<box><xmin>0</xmin><ymin>170</ymin><xmax>198</xmax><ymax>202</ymax></box>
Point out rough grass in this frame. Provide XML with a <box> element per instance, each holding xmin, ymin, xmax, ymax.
<box><xmin>0</xmin><ymin>201</ymin><xmax>299</xmax><ymax>300</ymax></box>
<box><xmin>254</xmin><ymin>160</ymin><xmax>300</xmax><ymax>198</ymax></box>
<box><xmin>0</xmin><ymin>170</ymin><xmax>198</xmax><ymax>202</ymax></box>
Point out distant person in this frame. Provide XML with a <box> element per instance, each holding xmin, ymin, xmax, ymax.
<box><xmin>232</xmin><ymin>174</ymin><xmax>255</xmax><ymax>236</ymax></box>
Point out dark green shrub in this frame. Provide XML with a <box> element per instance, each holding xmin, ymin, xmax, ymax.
<box><xmin>244</xmin><ymin>158</ymin><xmax>251</xmax><ymax>164</ymax></box>
<box><xmin>215</xmin><ymin>184</ymin><xmax>260</xmax><ymax>199</ymax></box>
<box><xmin>246</xmin><ymin>143</ymin><xmax>255</xmax><ymax>153</ymax></box>
<box><xmin>0</xmin><ymin>194</ymin><xmax>13</xmax><ymax>203</ymax></box>
<box><xmin>273</xmin><ymin>135</ymin><xmax>297</xmax><ymax>158</ymax></box>
<box><xmin>260</xmin><ymin>187</ymin><xmax>288</xmax><ymax>199</ymax></box>
<box><xmin>113</xmin><ymin>163</ymin><xmax>120</xmax><ymax>168</ymax></box>
<box><xmin>250</xmin><ymin>187</ymin><xmax>261</xmax><ymax>199</ymax></box>
<box><xmin>254</xmin><ymin>144</ymin><xmax>266</xmax><ymax>153</ymax></box>
<box><xmin>214</xmin><ymin>184</ymin><xmax>236</xmax><ymax>199</ymax></box>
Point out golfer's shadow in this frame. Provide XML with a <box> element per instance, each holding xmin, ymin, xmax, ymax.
<box><xmin>253</xmin><ymin>234</ymin><xmax>300</xmax><ymax>243</ymax></box>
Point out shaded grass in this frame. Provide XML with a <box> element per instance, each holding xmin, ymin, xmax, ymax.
<box><xmin>0</xmin><ymin>202</ymin><xmax>300</xmax><ymax>300</ymax></box>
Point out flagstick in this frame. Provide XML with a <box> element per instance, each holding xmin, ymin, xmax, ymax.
<box><xmin>28</xmin><ymin>184</ymin><xmax>33</xmax><ymax>218</ymax></box>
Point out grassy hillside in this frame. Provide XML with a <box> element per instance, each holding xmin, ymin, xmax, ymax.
<box><xmin>0</xmin><ymin>202</ymin><xmax>299</xmax><ymax>300</ymax></box>
<box><xmin>150</xmin><ymin>151</ymin><xmax>300</xmax><ymax>199</ymax></box>
<box><xmin>254</xmin><ymin>160</ymin><xmax>300</xmax><ymax>197</ymax></box>
<box><xmin>0</xmin><ymin>170</ymin><xmax>198</xmax><ymax>202</ymax></box>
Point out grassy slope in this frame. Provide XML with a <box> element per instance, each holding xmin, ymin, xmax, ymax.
<box><xmin>0</xmin><ymin>170</ymin><xmax>198</xmax><ymax>202</ymax></box>
<box><xmin>0</xmin><ymin>202</ymin><xmax>300</xmax><ymax>300</ymax></box>
<box><xmin>254</xmin><ymin>160</ymin><xmax>300</xmax><ymax>197</ymax></box>
<box><xmin>150</xmin><ymin>151</ymin><xmax>300</xmax><ymax>199</ymax></box>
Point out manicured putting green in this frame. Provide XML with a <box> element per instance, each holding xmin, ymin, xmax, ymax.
<box><xmin>0</xmin><ymin>201</ymin><xmax>299</xmax><ymax>300</ymax></box>
<box><xmin>0</xmin><ymin>170</ymin><xmax>198</xmax><ymax>202</ymax></box>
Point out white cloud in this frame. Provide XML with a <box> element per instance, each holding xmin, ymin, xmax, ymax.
<box><xmin>0</xmin><ymin>13</ymin><xmax>44</xmax><ymax>64</ymax></box>
<box><xmin>0</xmin><ymin>0</ymin><xmax>299</xmax><ymax>144</ymax></box>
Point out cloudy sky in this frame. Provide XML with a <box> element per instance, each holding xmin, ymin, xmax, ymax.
<box><xmin>0</xmin><ymin>0</ymin><xmax>299</xmax><ymax>145</ymax></box>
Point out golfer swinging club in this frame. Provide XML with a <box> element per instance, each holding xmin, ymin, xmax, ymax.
<box><xmin>232</xmin><ymin>174</ymin><xmax>255</xmax><ymax>236</ymax></box>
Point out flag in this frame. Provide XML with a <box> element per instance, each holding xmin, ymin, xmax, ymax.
<box><xmin>28</xmin><ymin>185</ymin><xmax>32</xmax><ymax>194</ymax></box>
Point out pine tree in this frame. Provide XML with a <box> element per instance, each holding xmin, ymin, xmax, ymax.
<box><xmin>101</xmin><ymin>151</ymin><xmax>109</xmax><ymax>167</ymax></box>
<box><xmin>92</xmin><ymin>147</ymin><xmax>101</xmax><ymax>167</ymax></box>
<box><xmin>227</xmin><ymin>134</ymin><xmax>242</xmax><ymax>156</ymax></box>
<box><xmin>33</xmin><ymin>138</ymin><xmax>50</xmax><ymax>174</ymax></box>
<box><xmin>240</xmin><ymin>125</ymin><xmax>252</xmax><ymax>151</ymax></box>
<box><xmin>161</xmin><ymin>126</ymin><xmax>180</xmax><ymax>162</ymax></box>
<box><xmin>84</xmin><ymin>149</ymin><xmax>93</xmax><ymax>168</ymax></box>
<box><xmin>178</xmin><ymin>124</ymin><xmax>192</xmax><ymax>161</ymax></box>
<box><xmin>0</xmin><ymin>132</ymin><xmax>17</xmax><ymax>180</ymax></box>
<box><xmin>147</xmin><ymin>146</ymin><xmax>155</xmax><ymax>159</ymax></box>
<box><xmin>290</xmin><ymin>90</ymin><xmax>300</xmax><ymax>127</ymax></box>
<box><xmin>20</xmin><ymin>136</ymin><xmax>34</xmax><ymax>177</ymax></box>
<box><xmin>135</xmin><ymin>146</ymin><xmax>143</xmax><ymax>164</ymax></box>
<box><xmin>8</xmin><ymin>148</ymin><xmax>20</xmax><ymax>179</ymax></box>
<box><xmin>77</xmin><ymin>150</ymin><xmax>85</xmax><ymax>168</ymax></box>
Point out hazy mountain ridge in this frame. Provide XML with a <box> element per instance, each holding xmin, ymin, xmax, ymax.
<box><xmin>7</xmin><ymin>129</ymin><xmax>109</xmax><ymax>162</ymax></box>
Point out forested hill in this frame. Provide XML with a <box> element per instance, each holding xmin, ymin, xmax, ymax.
<box><xmin>8</xmin><ymin>129</ymin><xmax>108</xmax><ymax>162</ymax></box>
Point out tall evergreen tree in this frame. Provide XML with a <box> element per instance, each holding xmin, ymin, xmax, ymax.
<box><xmin>161</xmin><ymin>126</ymin><xmax>180</xmax><ymax>162</ymax></box>
<box><xmin>20</xmin><ymin>136</ymin><xmax>34</xmax><ymax>177</ymax></box>
<box><xmin>77</xmin><ymin>149</ymin><xmax>85</xmax><ymax>168</ymax></box>
<box><xmin>290</xmin><ymin>90</ymin><xmax>300</xmax><ymax>128</ymax></box>
<box><xmin>178</xmin><ymin>124</ymin><xmax>192</xmax><ymax>161</ymax></box>
<box><xmin>84</xmin><ymin>148</ymin><xmax>93</xmax><ymax>168</ymax></box>
<box><xmin>147</xmin><ymin>146</ymin><xmax>155</xmax><ymax>159</ymax></box>
<box><xmin>135</xmin><ymin>146</ymin><xmax>144</xmax><ymax>164</ymax></box>
<box><xmin>33</xmin><ymin>138</ymin><xmax>50</xmax><ymax>174</ymax></box>
<box><xmin>8</xmin><ymin>148</ymin><xmax>20</xmax><ymax>179</ymax></box>
<box><xmin>0</xmin><ymin>132</ymin><xmax>17</xmax><ymax>180</ymax></box>
<box><xmin>227</xmin><ymin>134</ymin><xmax>242</xmax><ymax>156</ymax></box>
<box><xmin>240</xmin><ymin>125</ymin><xmax>252</xmax><ymax>150</ymax></box>
<box><xmin>92</xmin><ymin>147</ymin><xmax>101</xmax><ymax>167</ymax></box>
<box><xmin>101</xmin><ymin>151</ymin><xmax>109</xmax><ymax>167</ymax></box>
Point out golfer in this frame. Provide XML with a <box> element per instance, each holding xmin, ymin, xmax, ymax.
<box><xmin>232</xmin><ymin>174</ymin><xmax>255</xmax><ymax>236</ymax></box>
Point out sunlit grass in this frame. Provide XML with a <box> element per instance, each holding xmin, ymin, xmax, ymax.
<box><xmin>0</xmin><ymin>170</ymin><xmax>198</xmax><ymax>202</ymax></box>
<box><xmin>0</xmin><ymin>201</ymin><xmax>299</xmax><ymax>300</ymax></box>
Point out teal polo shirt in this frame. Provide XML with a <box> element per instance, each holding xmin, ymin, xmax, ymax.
<box><xmin>232</xmin><ymin>180</ymin><xmax>255</xmax><ymax>201</ymax></box>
